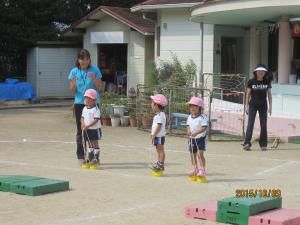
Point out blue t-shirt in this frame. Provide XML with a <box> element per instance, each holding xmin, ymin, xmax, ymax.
<box><xmin>68</xmin><ymin>65</ymin><xmax>102</xmax><ymax>104</ymax></box>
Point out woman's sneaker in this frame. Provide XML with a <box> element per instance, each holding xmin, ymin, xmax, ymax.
<box><xmin>261</xmin><ymin>146</ymin><xmax>267</xmax><ymax>151</ymax></box>
<box><xmin>187</xmin><ymin>168</ymin><xmax>197</xmax><ymax>176</ymax></box>
<box><xmin>243</xmin><ymin>143</ymin><xmax>251</xmax><ymax>151</ymax></box>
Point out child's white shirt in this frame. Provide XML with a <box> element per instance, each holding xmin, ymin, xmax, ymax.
<box><xmin>81</xmin><ymin>106</ymin><xmax>101</xmax><ymax>129</ymax></box>
<box><xmin>151</xmin><ymin>112</ymin><xmax>166</xmax><ymax>137</ymax></box>
<box><xmin>187</xmin><ymin>113</ymin><xmax>208</xmax><ymax>138</ymax></box>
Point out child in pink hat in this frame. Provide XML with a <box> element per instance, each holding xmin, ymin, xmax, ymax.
<box><xmin>80</xmin><ymin>89</ymin><xmax>102</xmax><ymax>167</ymax></box>
<box><xmin>150</xmin><ymin>94</ymin><xmax>168</xmax><ymax>172</ymax></box>
<box><xmin>187</xmin><ymin>97</ymin><xmax>208</xmax><ymax>178</ymax></box>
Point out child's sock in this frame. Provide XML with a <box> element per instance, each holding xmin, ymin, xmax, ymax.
<box><xmin>88</xmin><ymin>148</ymin><xmax>94</xmax><ymax>162</ymax></box>
<box><xmin>93</xmin><ymin>148</ymin><xmax>100</xmax><ymax>163</ymax></box>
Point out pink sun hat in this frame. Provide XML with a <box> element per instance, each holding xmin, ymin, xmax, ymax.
<box><xmin>188</xmin><ymin>97</ymin><xmax>204</xmax><ymax>107</ymax></box>
<box><xmin>150</xmin><ymin>94</ymin><xmax>168</xmax><ymax>107</ymax></box>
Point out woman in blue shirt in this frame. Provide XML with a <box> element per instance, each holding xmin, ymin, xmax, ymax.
<box><xmin>68</xmin><ymin>49</ymin><xmax>102</xmax><ymax>165</ymax></box>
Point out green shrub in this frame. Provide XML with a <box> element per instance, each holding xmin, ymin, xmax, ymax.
<box><xmin>147</xmin><ymin>54</ymin><xmax>197</xmax><ymax>87</ymax></box>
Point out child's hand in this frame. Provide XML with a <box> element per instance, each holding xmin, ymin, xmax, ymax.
<box><xmin>191</xmin><ymin>132</ymin><xmax>197</xmax><ymax>137</ymax></box>
<box><xmin>245</xmin><ymin>105</ymin><xmax>249</xmax><ymax>115</ymax></box>
<box><xmin>187</xmin><ymin>130</ymin><xmax>191</xmax><ymax>136</ymax></box>
<box><xmin>150</xmin><ymin>134</ymin><xmax>154</xmax><ymax>141</ymax></box>
<box><xmin>81</xmin><ymin>124</ymin><xmax>87</xmax><ymax>130</ymax></box>
<box><xmin>87</xmin><ymin>72</ymin><xmax>96</xmax><ymax>80</ymax></box>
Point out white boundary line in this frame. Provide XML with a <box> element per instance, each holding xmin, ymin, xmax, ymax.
<box><xmin>40</xmin><ymin>202</ymin><xmax>158</xmax><ymax>225</ymax></box>
<box><xmin>0</xmin><ymin>140</ymin><xmax>299</xmax><ymax>163</ymax></box>
<box><xmin>0</xmin><ymin>140</ymin><xmax>299</xmax><ymax>181</ymax></box>
<box><xmin>252</xmin><ymin>161</ymin><xmax>299</xmax><ymax>177</ymax></box>
<box><xmin>0</xmin><ymin>159</ymin><xmax>144</xmax><ymax>178</ymax></box>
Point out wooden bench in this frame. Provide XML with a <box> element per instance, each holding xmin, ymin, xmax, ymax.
<box><xmin>171</xmin><ymin>112</ymin><xmax>189</xmax><ymax>128</ymax></box>
<box><xmin>171</xmin><ymin>112</ymin><xmax>218</xmax><ymax>129</ymax></box>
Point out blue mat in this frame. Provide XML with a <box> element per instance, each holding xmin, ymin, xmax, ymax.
<box><xmin>0</xmin><ymin>79</ymin><xmax>35</xmax><ymax>101</ymax></box>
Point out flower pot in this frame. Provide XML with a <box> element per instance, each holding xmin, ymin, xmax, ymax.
<box><xmin>121</xmin><ymin>116</ymin><xmax>129</xmax><ymax>126</ymax></box>
<box><xmin>111</xmin><ymin>117</ymin><xmax>120</xmax><ymax>127</ymax></box>
<box><xmin>129</xmin><ymin>117</ymin><xmax>137</xmax><ymax>127</ymax></box>
<box><xmin>101</xmin><ymin>117</ymin><xmax>111</xmax><ymax>126</ymax></box>
<box><xmin>142</xmin><ymin>116</ymin><xmax>151</xmax><ymax>129</ymax></box>
<box><xmin>112</xmin><ymin>105</ymin><xmax>125</xmax><ymax>116</ymax></box>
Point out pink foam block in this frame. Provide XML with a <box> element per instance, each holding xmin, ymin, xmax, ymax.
<box><xmin>185</xmin><ymin>200</ymin><xmax>217</xmax><ymax>221</ymax></box>
<box><xmin>249</xmin><ymin>208</ymin><xmax>300</xmax><ymax>225</ymax></box>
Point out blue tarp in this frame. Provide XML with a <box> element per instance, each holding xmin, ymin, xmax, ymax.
<box><xmin>0</xmin><ymin>79</ymin><xmax>35</xmax><ymax>101</ymax></box>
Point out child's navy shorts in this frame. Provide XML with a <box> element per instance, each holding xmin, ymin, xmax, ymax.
<box><xmin>188</xmin><ymin>137</ymin><xmax>206</xmax><ymax>153</ymax></box>
<box><xmin>153</xmin><ymin>136</ymin><xmax>165</xmax><ymax>146</ymax></box>
<box><xmin>84</xmin><ymin>128</ymin><xmax>102</xmax><ymax>141</ymax></box>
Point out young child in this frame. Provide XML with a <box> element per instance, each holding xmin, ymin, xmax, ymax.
<box><xmin>186</xmin><ymin>97</ymin><xmax>208</xmax><ymax>177</ymax></box>
<box><xmin>150</xmin><ymin>94</ymin><xmax>168</xmax><ymax>171</ymax></box>
<box><xmin>81</xmin><ymin>89</ymin><xmax>102</xmax><ymax>166</ymax></box>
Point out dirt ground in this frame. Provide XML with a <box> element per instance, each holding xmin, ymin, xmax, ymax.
<box><xmin>0</xmin><ymin>107</ymin><xmax>300</xmax><ymax>225</ymax></box>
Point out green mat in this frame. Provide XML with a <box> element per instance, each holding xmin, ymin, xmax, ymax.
<box><xmin>0</xmin><ymin>175</ymin><xmax>69</xmax><ymax>196</ymax></box>
<box><xmin>217</xmin><ymin>196</ymin><xmax>282</xmax><ymax>225</ymax></box>
<box><xmin>291</xmin><ymin>139</ymin><xmax>300</xmax><ymax>144</ymax></box>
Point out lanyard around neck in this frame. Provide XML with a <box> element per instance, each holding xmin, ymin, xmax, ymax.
<box><xmin>79</xmin><ymin>69</ymin><xmax>87</xmax><ymax>86</ymax></box>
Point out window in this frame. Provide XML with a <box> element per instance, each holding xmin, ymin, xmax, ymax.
<box><xmin>293</xmin><ymin>37</ymin><xmax>300</xmax><ymax>59</ymax></box>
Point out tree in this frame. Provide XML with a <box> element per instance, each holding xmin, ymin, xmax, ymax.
<box><xmin>0</xmin><ymin>0</ymin><xmax>144</xmax><ymax>79</ymax></box>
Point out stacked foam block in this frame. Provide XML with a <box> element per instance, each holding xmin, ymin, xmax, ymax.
<box><xmin>0</xmin><ymin>175</ymin><xmax>69</xmax><ymax>196</ymax></box>
<box><xmin>185</xmin><ymin>197</ymin><xmax>300</xmax><ymax>225</ymax></box>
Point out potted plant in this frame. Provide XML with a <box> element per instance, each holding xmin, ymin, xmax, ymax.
<box><xmin>120</xmin><ymin>115</ymin><xmax>130</xmax><ymax>126</ymax></box>
<box><xmin>129</xmin><ymin>111</ymin><xmax>137</xmax><ymax>127</ymax></box>
<box><xmin>127</xmin><ymin>87</ymin><xmax>136</xmax><ymax>105</ymax></box>
<box><xmin>141</xmin><ymin>111</ymin><xmax>153</xmax><ymax>129</ymax></box>
<box><xmin>110</xmin><ymin>114</ymin><xmax>121</xmax><ymax>127</ymax></box>
<box><xmin>100</xmin><ymin>105</ymin><xmax>111</xmax><ymax>126</ymax></box>
<box><xmin>100</xmin><ymin>92</ymin><xmax>116</xmax><ymax>126</ymax></box>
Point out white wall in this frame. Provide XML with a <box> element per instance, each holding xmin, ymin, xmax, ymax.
<box><xmin>60</xmin><ymin>48</ymin><xmax>81</xmax><ymax>97</ymax></box>
<box><xmin>157</xmin><ymin>9</ymin><xmax>202</xmax><ymax>71</ymax></box>
<box><xmin>27</xmin><ymin>47</ymin><xmax>79</xmax><ymax>98</ymax></box>
<box><xmin>203</xmin><ymin>24</ymin><xmax>214</xmax><ymax>74</ymax></box>
<box><xmin>83</xmin><ymin>16</ymin><xmax>131</xmax><ymax>66</ymax></box>
<box><xmin>37</xmin><ymin>48</ymin><xmax>79</xmax><ymax>98</ymax></box>
<box><xmin>83</xmin><ymin>15</ymin><xmax>152</xmax><ymax>92</ymax></box>
<box><xmin>128</xmin><ymin>31</ymin><xmax>147</xmax><ymax>91</ymax></box>
<box><xmin>27</xmin><ymin>48</ymin><xmax>37</xmax><ymax>90</ymax></box>
<box><xmin>272</xmin><ymin>84</ymin><xmax>300</xmax><ymax>117</ymax></box>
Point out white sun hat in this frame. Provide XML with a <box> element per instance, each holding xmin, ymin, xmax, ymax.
<box><xmin>254</xmin><ymin>66</ymin><xmax>268</xmax><ymax>72</ymax></box>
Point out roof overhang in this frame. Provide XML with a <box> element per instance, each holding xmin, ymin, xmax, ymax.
<box><xmin>131</xmin><ymin>3</ymin><xmax>200</xmax><ymax>12</ymax></box>
<box><xmin>64</xmin><ymin>9</ymin><xmax>106</xmax><ymax>37</ymax></box>
<box><xmin>64</xmin><ymin>7</ymin><xmax>154</xmax><ymax>37</ymax></box>
<box><xmin>190</xmin><ymin>0</ymin><xmax>300</xmax><ymax>26</ymax></box>
<box><xmin>102</xmin><ymin>9</ymin><xmax>154</xmax><ymax>35</ymax></box>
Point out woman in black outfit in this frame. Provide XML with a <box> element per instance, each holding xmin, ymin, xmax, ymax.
<box><xmin>243</xmin><ymin>64</ymin><xmax>272</xmax><ymax>151</ymax></box>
